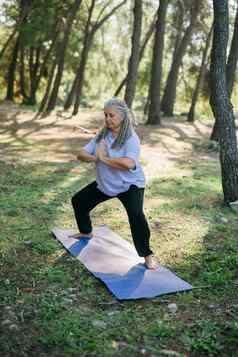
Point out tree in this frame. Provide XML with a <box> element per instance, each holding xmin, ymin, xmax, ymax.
<box><xmin>44</xmin><ymin>0</ymin><xmax>83</xmax><ymax>112</ymax></box>
<box><xmin>226</xmin><ymin>2</ymin><xmax>238</xmax><ymax>98</ymax></box>
<box><xmin>161</xmin><ymin>0</ymin><xmax>202</xmax><ymax>116</ymax></box>
<box><xmin>5</xmin><ymin>34</ymin><xmax>21</xmax><ymax>100</ymax></box>
<box><xmin>0</xmin><ymin>28</ymin><xmax>18</xmax><ymax>61</ymax></box>
<box><xmin>210</xmin><ymin>0</ymin><xmax>238</xmax><ymax>203</ymax></box>
<box><xmin>187</xmin><ymin>23</ymin><xmax>213</xmax><ymax>122</ymax></box>
<box><xmin>5</xmin><ymin>0</ymin><xmax>32</xmax><ymax>101</ymax></box>
<box><xmin>146</xmin><ymin>0</ymin><xmax>168</xmax><ymax>125</ymax></box>
<box><xmin>210</xmin><ymin>2</ymin><xmax>238</xmax><ymax>140</ymax></box>
<box><xmin>0</xmin><ymin>0</ymin><xmax>32</xmax><ymax>60</ymax></box>
<box><xmin>124</xmin><ymin>0</ymin><xmax>142</xmax><ymax>108</ymax></box>
<box><xmin>64</xmin><ymin>0</ymin><xmax>126</xmax><ymax>116</ymax></box>
<box><xmin>114</xmin><ymin>11</ymin><xmax>156</xmax><ymax>97</ymax></box>
<box><xmin>63</xmin><ymin>0</ymin><xmax>97</xmax><ymax>112</ymax></box>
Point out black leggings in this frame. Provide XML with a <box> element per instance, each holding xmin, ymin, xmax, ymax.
<box><xmin>71</xmin><ymin>181</ymin><xmax>153</xmax><ymax>257</ymax></box>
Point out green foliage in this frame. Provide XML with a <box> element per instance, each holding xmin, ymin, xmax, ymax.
<box><xmin>181</xmin><ymin>320</ymin><xmax>223</xmax><ymax>354</ymax></box>
<box><xmin>0</xmin><ymin>0</ymin><xmax>223</xmax><ymax>112</ymax></box>
<box><xmin>146</xmin><ymin>320</ymin><xmax>176</xmax><ymax>338</ymax></box>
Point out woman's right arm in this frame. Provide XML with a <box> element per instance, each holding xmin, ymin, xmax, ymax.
<box><xmin>77</xmin><ymin>149</ymin><xmax>97</xmax><ymax>162</ymax></box>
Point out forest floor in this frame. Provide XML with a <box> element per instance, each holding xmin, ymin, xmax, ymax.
<box><xmin>0</xmin><ymin>103</ymin><xmax>238</xmax><ymax>356</ymax></box>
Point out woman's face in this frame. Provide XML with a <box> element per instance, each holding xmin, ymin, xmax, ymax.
<box><xmin>104</xmin><ymin>107</ymin><xmax>123</xmax><ymax>131</ymax></box>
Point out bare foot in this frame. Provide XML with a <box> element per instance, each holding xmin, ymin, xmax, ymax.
<box><xmin>144</xmin><ymin>255</ymin><xmax>158</xmax><ymax>270</ymax></box>
<box><xmin>70</xmin><ymin>232</ymin><xmax>93</xmax><ymax>239</ymax></box>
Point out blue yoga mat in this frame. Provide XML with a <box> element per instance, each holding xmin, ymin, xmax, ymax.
<box><xmin>52</xmin><ymin>225</ymin><xmax>192</xmax><ymax>300</ymax></box>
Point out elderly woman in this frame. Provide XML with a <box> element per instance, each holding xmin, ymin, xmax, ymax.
<box><xmin>72</xmin><ymin>98</ymin><xmax>157</xmax><ymax>269</ymax></box>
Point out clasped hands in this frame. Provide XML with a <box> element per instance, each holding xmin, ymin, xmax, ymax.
<box><xmin>96</xmin><ymin>140</ymin><xmax>108</xmax><ymax>161</ymax></box>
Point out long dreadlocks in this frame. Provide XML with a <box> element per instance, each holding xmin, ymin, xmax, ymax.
<box><xmin>96</xmin><ymin>97</ymin><xmax>136</xmax><ymax>149</ymax></box>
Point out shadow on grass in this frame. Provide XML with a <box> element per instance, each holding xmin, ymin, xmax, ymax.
<box><xmin>0</xmin><ymin>107</ymin><xmax>216</xmax><ymax>168</ymax></box>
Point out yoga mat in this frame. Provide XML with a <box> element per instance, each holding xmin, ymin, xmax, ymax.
<box><xmin>52</xmin><ymin>225</ymin><xmax>192</xmax><ymax>300</ymax></box>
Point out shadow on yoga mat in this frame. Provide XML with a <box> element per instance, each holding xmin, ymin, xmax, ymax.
<box><xmin>52</xmin><ymin>225</ymin><xmax>192</xmax><ymax>300</ymax></box>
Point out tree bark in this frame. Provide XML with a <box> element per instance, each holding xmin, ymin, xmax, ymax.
<box><xmin>187</xmin><ymin>24</ymin><xmax>213</xmax><ymax>122</ymax></box>
<box><xmin>161</xmin><ymin>0</ymin><xmax>202</xmax><ymax>116</ymax></box>
<box><xmin>210</xmin><ymin>119</ymin><xmax>219</xmax><ymax>141</ymax></box>
<box><xmin>114</xmin><ymin>12</ymin><xmax>156</xmax><ymax>97</ymax></box>
<box><xmin>72</xmin><ymin>36</ymin><xmax>92</xmax><ymax>115</ymax></box>
<box><xmin>124</xmin><ymin>0</ymin><xmax>143</xmax><ymax>108</ymax></box>
<box><xmin>0</xmin><ymin>28</ymin><xmax>18</xmax><ymax>60</ymax></box>
<box><xmin>64</xmin><ymin>74</ymin><xmax>78</xmax><ymax>111</ymax></box>
<box><xmin>170</xmin><ymin>1</ymin><xmax>184</xmax><ymax>60</ymax></box>
<box><xmin>210</xmin><ymin>2</ymin><xmax>238</xmax><ymax>141</ymax></box>
<box><xmin>146</xmin><ymin>0</ymin><xmax>168</xmax><ymax>125</ymax></box>
<box><xmin>5</xmin><ymin>34</ymin><xmax>21</xmax><ymax>101</ymax></box>
<box><xmin>226</xmin><ymin>3</ymin><xmax>238</xmax><ymax>98</ymax></box>
<box><xmin>45</xmin><ymin>0</ymin><xmax>83</xmax><ymax>112</ymax></box>
<box><xmin>32</xmin><ymin>26</ymin><xmax>59</xmax><ymax>102</ymax></box>
<box><xmin>19</xmin><ymin>43</ymin><xmax>28</xmax><ymax>102</ymax></box>
<box><xmin>210</xmin><ymin>0</ymin><xmax>238</xmax><ymax>203</ymax></box>
<box><xmin>26</xmin><ymin>46</ymin><xmax>42</xmax><ymax>105</ymax></box>
<box><xmin>39</xmin><ymin>60</ymin><xmax>57</xmax><ymax>113</ymax></box>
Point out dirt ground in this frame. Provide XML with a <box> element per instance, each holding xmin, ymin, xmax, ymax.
<box><xmin>0</xmin><ymin>102</ymin><xmax>217</xmax><ymax>179</ymax></box>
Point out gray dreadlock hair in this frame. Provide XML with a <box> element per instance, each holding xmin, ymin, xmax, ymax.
<box><xmin>96</xmin><ymin>97</ymin><xmax>136</xmax><ymax>149</ymax></box>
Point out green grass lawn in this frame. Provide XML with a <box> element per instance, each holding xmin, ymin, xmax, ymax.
<box><xmin>1</xmin><ymin>126</ymin><xmax>238</xmax><ymax>356</ymax></box>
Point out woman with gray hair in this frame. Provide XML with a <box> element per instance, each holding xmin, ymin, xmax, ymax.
<box><xmin>72</xmin><ymin>97</ymin><xmax>157</xmax><ymax>269</ymax></box>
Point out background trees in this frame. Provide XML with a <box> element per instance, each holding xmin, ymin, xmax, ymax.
<box><xmin>146</xmin><ymin>0</ymin><xmax>168</xmax><ymax>125</ymax></box>
<box><xmin>1</xmin><ymin>0</ymin><xmax>238</xmax><ymax>123</ymax></box>
<box><xmin>1</xmin><ymin>0</ymin><xmax>237</xmax><ymax>117</ymax></box>
<box><xmin>0</xmin><ymin>0</ymin><xmax>238</xmax><ymax>205</ymax></box>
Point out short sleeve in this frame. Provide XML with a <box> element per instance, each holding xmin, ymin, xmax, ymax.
<box><xmin>83</xmin><ymin>137</ymin><xmax>97</xmax><ymax>155</ymax></box>
<box><xmin>123</xmin><ymin>134</ymin><xmax>140</xmax><ymax>162</ymax></box>
<box><xmin>122</xmin><ymin>134</ymin><xmax>141</xmax><ymax>172</ymax></box>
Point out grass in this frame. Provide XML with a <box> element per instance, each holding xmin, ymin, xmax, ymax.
<box><xmin>1</xmin><ymin>118</ymin><xmax>238</xmax><ymax>356</ymax></box>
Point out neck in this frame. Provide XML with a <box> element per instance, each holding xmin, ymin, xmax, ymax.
<box><xmin>111</xmin><ymin>128</ymin><xmax>120</xmax><ymax>137</ymax></box>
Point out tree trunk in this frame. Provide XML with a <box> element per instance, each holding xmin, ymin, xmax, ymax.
<box><xmin>169</xmin><ymin>1</ymin><xmax>184</xmax><ymax>61</ymax></box>
<box><xmin>34</xmin><ymin>27</ymin><xmax>59</xmax><ymax>97</ymax></box>
<box><xmin>161</xmin><ymin>1</ymin><xmax>202</xmax><ymax>116</ymax></box>
<box><xmin>210</xmin><ymin>119</ymin><xmax>219</xmax><ymax>141</ymax></box>
<box><xmin>5</xmin><ymin>0</ymin><xmax>33</xmax><ymax>100</ymax></box>
<box><xmin>39</xmin><ymin>60</ymin><xmax>57</xmax><ymax>113</ymax></box>
<box><xmin>46</xmin><ymin>0</ymin><xmax>82</xmax><ymax>112</ymax></box>
<box><xmin>19</xmin><ymin>43</ymin><xmax>28</xmax><ymax>102</ymax></box>
<box><xmin>226</xmin><ymin>3</ymin><xmax>238</xmax><ymax>98</ymax></box>
<box><xmin>187</xmin><ymin>24</ymin><xmax>213</xmax><ymax>122</ymax></box>
<box><xmin>72</xmin><ymin>0</ymin><xmax>127</xmax><ymax>115</ymax></box>
<box><xmin>146</xmin><ymin>0</ymin><xmax>168</xmax><ymax>125</ymax></box>
<box><xmin>64</xmin><ymin>75</ymin><xmax>78</xmax><ymax>110</ymax></box>
<box><xmin>0</xmin><ymin>0</ymin><xmax>32</xmax><ymax>60</ymax></box>
<box><xmin>64</xmin><ymin>0</ymin><xmax>96</xmax><ymax>112</ymax></box>
<box><xmin>72</xmin><ymin>38</ymin><xmax>92</xmax><ymax>115</ymax></box>
<box><xmin>26</xmin><ymin>46</ymin><xmax>41</xmax><ymax>105</ymax></box>
<box><xmin>114</xmin><ymin>12</ymin><xmax>156</xmax><ymax>97</ymax></box>
<box><xmin>210</xmin><ymin>0</ymin><xmax>238</xmax><ymax>203</ymax></box>
<box><xmin>210</xmin><ymin>2</ymin><xmax>238</xmax><ymax>141</ymax></box>
<box><xmin>0</xmin><ymin>28</ymin><xmax>18</xmax><ymax>60</ymax></box>
<box><xmin>5</xmin><ymin>34</ymin><xmax>21</xmax><ymax>101</ymax></box>
<box><xmin>124</xmin><ymin>0</ymin><xmax>143</xmax><ymax>108</ymax></box>
<box><xmin>114</xmin><ymin>76</ymin><xmax>127</xmax><ymax>98</ymax></box>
